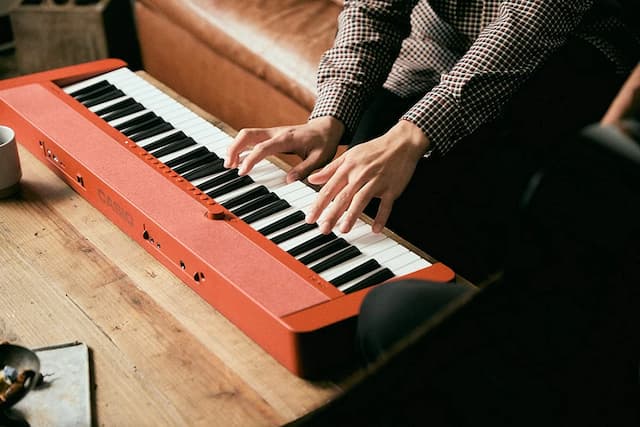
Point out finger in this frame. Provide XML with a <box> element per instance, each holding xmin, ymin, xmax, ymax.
<box><xmin>238</xmin><ymin>130</ymin><xmax>306</xmax><ymax>175</ymax></box>
<box><xmin>337</xmin><ymin>198</ymin><xmax>366</xmax><ymax>234</ymax></box>
<box><xmin>237</xmin><ymin>135</ymin><xmax>291</xmax><ymax>175</ymax></box>
<box><xmin>225</xmin><ymin>128</ymin><xmax>269</xmax><ymax>168</ymax></box>
<box><xmin>286</xmin><ymin>153</ymin><xmax>331</xmax><ymax>183</ymax></box>
<box><xmin>372</xmin><ymin>194</ymin><xmax>393</xmax><ymax>233</ymax></box>
<box><xmin>307</xmin><ymin>160</ymin><xmax>339</xmax><ymax>186</ymax></box>
<box><xmin>305</xmin><ymin>165</ymin><xmax>347</xmax><ymax>226</ymax></box>
<box><xmin>337</xmin><ymin>180</ymin><xmax>377</xmax><ymax>233</ymax></box>
<box><xmin>237</xmin><ymin>142</ymin><xmax>270</xmax><ymax>175</ymax></box>
<box><xmin>318</xmin><ymin>185</ymin><xmax>358</xmax><ymax>233</ymax></box>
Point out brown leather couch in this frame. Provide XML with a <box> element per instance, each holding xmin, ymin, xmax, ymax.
<box><xmin>133</xmin><ymin>0</ymin><xmax>343</xmax><ymax>132</ymax></box>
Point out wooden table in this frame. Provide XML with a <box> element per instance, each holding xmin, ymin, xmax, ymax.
<box><xmin>0</xmin><ymin>75</ymin><xmax>348</xmax><ymax>426</ymax></box>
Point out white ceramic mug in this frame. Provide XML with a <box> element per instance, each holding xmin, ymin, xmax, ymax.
<box><xmin>0</xmin><ymin>125</ymin><xmax>22</xmax><ymax>198</ymax></box>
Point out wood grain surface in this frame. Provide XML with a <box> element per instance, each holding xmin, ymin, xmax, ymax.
<box><xmin>0</xmin><ymin>75</ymin><xmax>350</xmax><ymax>426</ymax></box>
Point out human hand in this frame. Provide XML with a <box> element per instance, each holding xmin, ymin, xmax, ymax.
<box><xmin>305</xmin><ymin>120</ymin><xmax>430</xmax><ymax>235</ymax></box>
<box><xmin>601</xmin><ymin>63</ymin><xmax>640</xmax><ymax>127</ymax></box>
<box><xmin>224</xmin><ymin>116</ymin><xmax>345</xmax><ymax>183</ymax></box>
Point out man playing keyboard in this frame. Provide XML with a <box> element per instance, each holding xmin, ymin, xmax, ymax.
<box><xmin>225</xmin><ymin>0</ymin><xmax>640</xmax><ymax>285</ymax></box>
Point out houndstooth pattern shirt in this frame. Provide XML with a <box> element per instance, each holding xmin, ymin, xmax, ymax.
<box><xmin>310</xmin><ymin>0</ymin><xmax>640</xmax><ymax>155</ymax></box>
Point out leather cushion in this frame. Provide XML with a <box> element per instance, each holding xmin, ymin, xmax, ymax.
<box><xmin>135</xmin><ymin>0</ymin><xmax>341</xmax><ymax>111</ymax></box>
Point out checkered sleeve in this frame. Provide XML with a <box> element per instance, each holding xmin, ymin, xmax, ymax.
<box><xmin>402</xmin><ymin>1</ymin><xmax>595</xmax><ymax>155</ymax></box>
<box><xmin>310</xmin><ymin>0</ymin><xmax>419</xmax><ymax>139</ymax></box>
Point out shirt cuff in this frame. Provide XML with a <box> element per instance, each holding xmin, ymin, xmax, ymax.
<box><xmin>310</xmin><ymin>84</ymin><xmax>367</xmax><ymax>143</ymax></box>
<box><xmin>401</xmin><ymin>86</ymin><xmax>467</xmax><ymax>156</ymax></box>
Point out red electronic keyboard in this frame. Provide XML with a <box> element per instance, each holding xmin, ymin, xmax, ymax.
<box><xmin>0</xmin><ymin>59</ymin><xmax>455</xmax><ymax>378</ymax></box>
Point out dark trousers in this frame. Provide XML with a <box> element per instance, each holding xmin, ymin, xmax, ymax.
<box><xmin>349</xmin><ymin>38</ymin><xmax>630</xmax><ymax>284</ymax></box>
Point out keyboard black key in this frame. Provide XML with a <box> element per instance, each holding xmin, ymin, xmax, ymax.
<box><xmin>121</xmin><ymin>116</ymin><xmax>165</xmax><ymax>137</ymax></box>
<box><xmin>114</xmin><ymin>111</ymin><xmax>156</xmax><ymax>132</ymax></box>
<box><xmin>298</xmin><ymin>238</ymin><xmax>350</xmax><ymax>265</ymax></box>
<box><xmin>231</xmin><ymin>192</ymin><xmax>279</xmax><ymax>216</ymax></box>
<box><xmin>130</xmin><ymin>122</ymin><xmax>175</xmax><ymax>142</ymax></box>
<box><xmin>94</xmin><ymin>97</ymin><xmax>137</xmax><ymax>116</ymax></box>
<box><xmin>74</xmin><ymin>83</ymin><xmax>118</xmax><ymax>103</ymax></box>
<box><xmin>220</xmin><ymin>185</ymin><xmax>269</xmax><ymax>210</ymax></box>
<box><xmin>343</xmin><ymin>268</ymin><xmax>395</xmax><ymax>294</ymax></box>
<box><xmin>270</xmin><ymin>222</ymin><xmax>317</xmax><ymax>245</ymax></box>
<box><xmin>329</xmin><ymin>259</ymin><xmax>381</xmax><ymax>287</ymax></box>
<box><xmin>258</xmin><ymin>210</ymin><xmax>305</xmax><ymax>236</ymax></box>
<box><xmin>141</xmin><ymin>131</ymin><xmax>187</xmax><ymax>152</ymax></box>
<box><xmin>207</xmin><ymin>175</ymin><xmax>253</xmax><ymax>199</ymax></box>
<box><xmin>181</xmin><ymin>158</ymin><xmax>226</xmax><ymax>181</ymax></box>
<box><xmin>287</xmin><ymin>232</ymin><xmax>336</xmax><ymax>257</ymax></box>
<box><xmin>164</xmin><ymin>146</ymin><xmax>209</xmax><ymax>169</ymax></box>
<box><xmin>172</xmin><ymin>152</ymin><xmax>219</xmax><ymax>174</ymax></box>
<box><xmin>241</xmin><ymin>199</ymin><xmax>290</xmax><ymax>224</ymax></box>
<box><xmin>101</xmin><ymin>101</ymin><xmax>145</xmax><ymax>122</ymax></box>
<box><xmin>149</xmin><ymin>137</ymin><xmax>196</xmax><ymax>159</ymax></box>
<box><xmin>311</xmin><ymin>246</ymin><xmax>361</xmax><ymax>274</ymax></box>
<box><xmin>83</xmin><ymin>88</ymin><xmax>125</xmax><ymax>108</ymax></box>
<box><xmin>196</xmin><ymin>169</ymin><xmax>239</xmax><ymax>192</ymax></box>
<box><xmin>67</xmin><ymin>79</ymin><xmax>111</xmax><ymax>98</ymax></box>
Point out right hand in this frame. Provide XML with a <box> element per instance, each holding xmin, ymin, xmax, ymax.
<box><xmin>224</xmin><ymin>116</ymin><xmax>345</xmax><ymax>184</ymax></box>
<box><xmin>601</xmin><ymin>63</ymin><xmax>640</xmax><ymax>126</ymax></box>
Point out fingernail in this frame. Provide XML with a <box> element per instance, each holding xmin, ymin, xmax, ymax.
<box><xmin>320</xmin><ymin>221</ymin><xmax>332</xmax><ymax>234</ymax></box>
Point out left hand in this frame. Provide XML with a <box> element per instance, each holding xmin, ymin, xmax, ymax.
<box><xmin>305</xmin><ymin>120</ymin><xmax>431</xmax><ymax>234</ymax></box>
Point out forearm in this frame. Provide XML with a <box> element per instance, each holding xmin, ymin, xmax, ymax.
<box><xmin>404</xmin><ymin>1</ymin><xmax>595</xmax><ymax>155</ymax></box>
<box><xmin>311</xmin><ymin>0</ymin><xmax>418</xmax><ymax>135</ymax></box>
